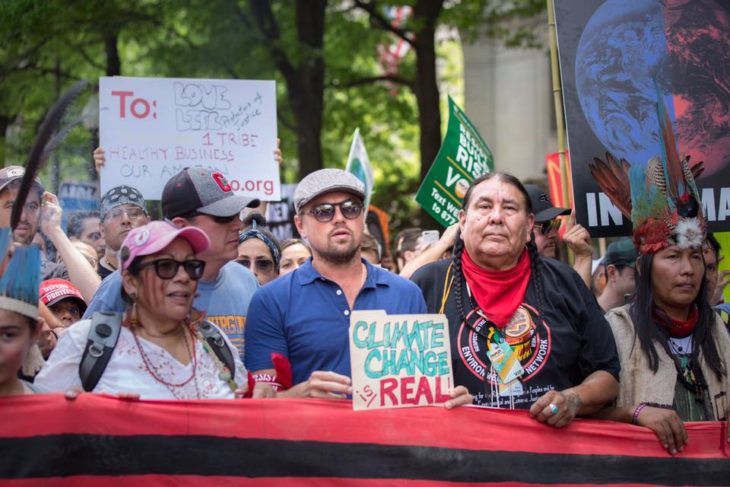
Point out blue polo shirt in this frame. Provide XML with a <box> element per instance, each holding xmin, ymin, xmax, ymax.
<box><xmin>245</xmin><ymin>259</ymin><xmax>427</xmax><ymax>384</ymax></box>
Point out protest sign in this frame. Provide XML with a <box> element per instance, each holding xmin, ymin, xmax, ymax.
<box><xmin>349</xmin><ymin>311</ymin><xmax>453</xmax><ymax>411</ymax></box>
<box><xmin>415</xmin><ymin>97</ymin><xmax>493</xmax><ymax>228</ymax></box>
<box><xmin>58</xmin><ymin>181</ymin><xmax>100</xmax><ymax>229</ymax></box>
<box><xmin>345</xmin><ymin>128</ymin><xmax>374</xmax><ymax>209</ymax></box>
<box><xmin>554</xmin><ymin>0</ymin><xmax>730</xmax><ymax>236</ymax></box>
<box><xmin>265</xmin><ymin>183</ymin><xmax>297</xmax><ymax>242</ymax></box>
<box><xmin>99</xmin><ymin>76</ymin><xmax>279</xmax><ymax>200</ymax></box>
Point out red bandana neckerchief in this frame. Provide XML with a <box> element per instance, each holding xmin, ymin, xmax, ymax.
<box><xmin>652</xmin><ymin>305</ymin><xmax>699</xmax><ymax>338</ymax></box>
<box><xmin>461</xmin><ymin>248</ymin><xmax>531</xmax><ymax>329</ymax></box>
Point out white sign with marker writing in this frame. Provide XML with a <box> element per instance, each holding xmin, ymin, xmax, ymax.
<box><xmin>99</xmin><ymin>76</ymin><xmax>279</xmax><ymax>200</ymax></box>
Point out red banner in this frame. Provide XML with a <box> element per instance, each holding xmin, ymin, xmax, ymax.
<box><xmin>1</xmin><ymin>394</ymin><xmax>728</xmax><ymax>486</ymax></box>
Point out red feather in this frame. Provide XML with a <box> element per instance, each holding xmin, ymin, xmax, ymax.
<box><xmin>272</xmin><ymin>353</ymin><xmax>293</xmax><ymax>390</ymax></box>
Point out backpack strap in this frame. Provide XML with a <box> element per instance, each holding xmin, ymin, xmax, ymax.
<box><xmin>197</xmin><ymin>320</ymin><xmax>236</xmax><ymax>380</ymax></box>
<box><xmin>79</xmin><ymin>311</ymin><xmax>123</xmax><ymax>392</ymax></box>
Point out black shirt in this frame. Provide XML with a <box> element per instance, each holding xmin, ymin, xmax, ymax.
<box><xmin>97</xmin><ymin>263</ymin><xmax>114</xmax><ymax>280</ymax></box>
<box><xmin>411</xmin><ymin>257</ymin><xmax>620</xmax><ymax>408</ymax></box>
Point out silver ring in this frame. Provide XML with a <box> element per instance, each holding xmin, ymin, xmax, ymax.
<box><xmin>548</xmin><ymin>403</ymin><xmax>559</xmax><ymax>415</ymax></box>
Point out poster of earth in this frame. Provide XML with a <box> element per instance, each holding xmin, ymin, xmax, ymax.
<box><xmin>554</xmin><ymin>0</ymin><xmax>730</xmax><ymax>236</ymax></box>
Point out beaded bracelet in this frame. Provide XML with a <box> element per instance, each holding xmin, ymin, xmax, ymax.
<box><xmin>632</xmin><ymin>403</ymin><xmax>648</xmax><ymax>425</ymax></box>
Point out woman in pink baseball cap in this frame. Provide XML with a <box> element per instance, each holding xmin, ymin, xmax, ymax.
<box><xmin>35</xmin><ymin>221</ymin><xmax>251</xmax><ymax>399</ymax></box>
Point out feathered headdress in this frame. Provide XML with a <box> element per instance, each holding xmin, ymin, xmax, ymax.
<box><xmin>0</xmin><ymin>227</ymin><xmax>41</xmax><ymax>319</ymax></box>
<box><xmin>590</xmin><ymin>86</ymin><xmax>705</xmax><ymax>254</ymax></box>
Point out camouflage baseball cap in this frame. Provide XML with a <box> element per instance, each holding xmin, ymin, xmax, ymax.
<box><xmin>161</xmin><ymin>167</ymin><xmax>260</xmax><ymax>219</ymax></box>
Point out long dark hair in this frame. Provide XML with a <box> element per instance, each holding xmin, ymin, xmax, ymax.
<box><xmin>453</xmin><ymin>172</ymin><xmax>546</xmax><ymax>324</ymax></box>
<box><xmin>630</xmin><ymin>253</ymin><xmax>725</xmax><ymax>379</ymax></box>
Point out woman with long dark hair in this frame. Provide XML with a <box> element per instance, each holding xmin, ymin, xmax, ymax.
<box><xmin>601</xmin><ymin>230</ymin><xmax>730</xmax><ymax>454</ymax></box>
<box><xmin>412</xmin><ymin>172</ymin><xmax>620</xmax><ymax>427</ymax></box>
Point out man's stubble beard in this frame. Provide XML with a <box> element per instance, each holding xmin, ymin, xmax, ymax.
<box><xmin>316</xmin><ymin>240</ymin><xmax>361</xmax><ymax>266</ymax></box>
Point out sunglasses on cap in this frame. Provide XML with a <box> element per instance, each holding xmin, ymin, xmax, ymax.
<box><xmin>537</xmin><ymin>218</ymin><xmax>561</xmax><ymax>235</ymax></box>
<box><xmin>307</xmin><ymin>199</ymin><xmax>363</xmax><ymax>223</ymax></box>
<box><xmin>137</xmin><ymin>258</ymin><xmax>206</xmax><ymax>280</ymax></box>
<box><xmin>236</xmin><ymin>258</ymin><xmax>275</xmax><ymax>272</ymax></box>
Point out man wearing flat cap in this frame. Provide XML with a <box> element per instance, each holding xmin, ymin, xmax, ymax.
<box><xmin>246</xmin><ymin>169</ymin><xmax>440</xmax><ymax>399</ymax></box>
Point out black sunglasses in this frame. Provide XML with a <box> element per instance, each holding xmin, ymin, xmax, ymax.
<box><xmin>137</xmin><ymin>258</ymin><xmax>206</xmax><ymax>280</ymax></box>
<box><xmin>237</xmin><ymin>258</ymin><xmax>275</xmax><ymax>272</ymax></box>
<box><xmin>537</xmin><ymin>218</ymin><xmax>560</xmax><ymax>235</ymax></box>
<box><xmin>307</xmin><ymin>200</ymin><xmax>363</xmax><ymax>223</ymax></box>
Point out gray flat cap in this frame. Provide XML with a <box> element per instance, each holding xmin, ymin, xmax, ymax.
<box><xmin>294</xmin><ymin>168</ymin><xmax>365</xmax><ymax>213</ymax></box>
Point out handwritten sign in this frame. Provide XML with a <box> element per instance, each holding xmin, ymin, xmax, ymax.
<box><xmin>415</xmin><ymin>96</ymin><xmax>493</xmax><ymax>228</ymax></box>
<box><xmin>99</xmin><ymin>76</ymin><xmax>279</xmax><ymax>200</ymax></box>
<box><xmin>349</xmin><ymin>311</ymin><xmax>454</xmax><ymax>411</ymax></box>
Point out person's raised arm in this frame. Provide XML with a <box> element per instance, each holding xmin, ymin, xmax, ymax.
<box><xmin>400</xmin><ymin>223</ymin><xmax>458</xmax><ymax>279</ymax></box>
<box><xmin>40</xmin><ymin>192</ymin><xmax>101</xmax><ymax>301</ymax></box>
<box><xmin>563</xmin><ymin>210</ymin><xmax>593</xmax><ymax>288</ymax></box>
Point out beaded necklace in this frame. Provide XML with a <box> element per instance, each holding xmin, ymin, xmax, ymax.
<box><xmin>132</xmin><ymin>324</ymin><xmax>200</xmax><ymax>399</ymax></box>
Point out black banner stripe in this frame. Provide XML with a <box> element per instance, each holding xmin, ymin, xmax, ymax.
<box><xmin>2</xmin><ymin>435</ymin><xmax>728</xmax><ymax>485</ymax></box>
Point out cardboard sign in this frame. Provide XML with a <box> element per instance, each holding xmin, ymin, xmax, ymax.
<box><xmin>415</xmin><ymin>97</ymin><xmax>494</xmax><ymax>228</ymax></box>
<box><xmin>349</xmin><ymin>311</ymin><xmax>454</xmax><ymax>411</ymax></box>
<box><xmin>99</xmin><ymin>76</ymin><xmax>279</xmax><ymax>200</ymax></box>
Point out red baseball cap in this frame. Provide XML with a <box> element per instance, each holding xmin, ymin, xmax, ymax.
<box><xmin>39</xmin><ymin>279</ymin><xmax>87</xmax><ymax>315</ymax></box>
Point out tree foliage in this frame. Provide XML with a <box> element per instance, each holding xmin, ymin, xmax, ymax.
<box><xmin>1</xmin><ymin>0</ymin><xmax>544</xmax><ymax>236</ymax></box>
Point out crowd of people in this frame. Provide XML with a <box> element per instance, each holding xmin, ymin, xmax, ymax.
<box><xmin>1</xmin><ymin>142</ymin><xmax>729</xmax><ymax>454</ymax></box>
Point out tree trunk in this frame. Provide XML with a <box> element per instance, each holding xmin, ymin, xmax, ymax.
<box><xmin>104</xmin><ymin>33</ymin><xmax>121</xmax><ymax>76</ymax></box>
<box><xmin>291</xmin><ymin>0</ymin><xmax>325</xmax><ymax>178</ymax></box>
<box><xmin>249</xmin><ymin>0</ymin><xmax>326</xmax><ymax>179</ymax></box>
<box><xmin>413</xmin><ymin>0</ymin><xmax>444</xmax><ymax>228</ymax></box>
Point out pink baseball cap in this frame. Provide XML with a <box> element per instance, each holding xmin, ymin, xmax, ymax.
<box><xmin>120</xmin><ymin>220</ymin><xmax>210</xmax><ymax>271</ymax></box>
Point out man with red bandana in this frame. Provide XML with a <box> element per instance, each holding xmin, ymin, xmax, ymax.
<box><xmin>412</xmin><ymin>173</ymin><xmax>620</xmax><ymax>427</ymax></box>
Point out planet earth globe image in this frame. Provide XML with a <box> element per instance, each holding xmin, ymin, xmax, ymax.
<box><xmin>575</xmin><ymin>0</ymin><xmax>730</xmax><ymax>177</ymax></box>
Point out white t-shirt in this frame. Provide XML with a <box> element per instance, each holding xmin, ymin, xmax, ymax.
<box><xmin>34</xmin><ymin>319</ymin><xmax>247</xmax><ymax>400</ymax></box>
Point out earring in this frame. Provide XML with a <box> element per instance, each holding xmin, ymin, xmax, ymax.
<box><xmin>128</xmin><ymin>294</ymin><xmax>139</xmax><ymax>327</ymax></box>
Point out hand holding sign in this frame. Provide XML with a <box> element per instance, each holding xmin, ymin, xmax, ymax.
<box><xmin>562</xmin><ymin>210</ymin><xmax>593</xmax><ymax>258</ymax></box>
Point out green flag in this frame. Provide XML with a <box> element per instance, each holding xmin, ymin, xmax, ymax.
<box><xmin>415</xmin><ymin>97</ymin><xmax>494</xmax><ymax>228</ymax></box>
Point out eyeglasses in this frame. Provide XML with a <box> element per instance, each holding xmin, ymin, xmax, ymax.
<box><xmin>537</xmin><ymin>218</ymin><xmax>561</xmax><ymax>235</ymax></box>
<box><xmin>137</xmin><ymin>258</ymin><xmax>206</xmax><ymax>280</ymax></box>
<box><xmin>307</xmin><ymin>200</ymin><xmax>363</xmax><ymax>223</ymax></box>
<box><xmin>236</xmin><ymin>258</ymin><xmax>275</xmax><ymax>272</ymax></box>
<box><xmin>107</xmin><ymin>206</ymin><xmax>146</xmax><ymax>221</ymax></box>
